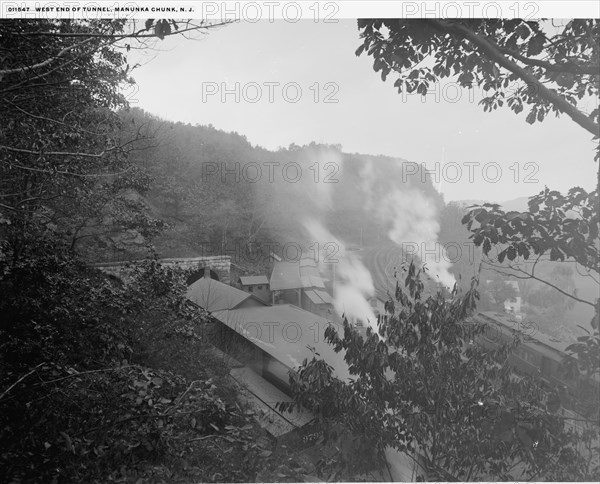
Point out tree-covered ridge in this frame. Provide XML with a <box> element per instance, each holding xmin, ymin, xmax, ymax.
<box><xmin>111</xmin><ymin>107</ymin><xmax>443</xmax><ymax>266</ymax></box>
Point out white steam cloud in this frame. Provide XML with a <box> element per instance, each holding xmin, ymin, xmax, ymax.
<box><xmin>359</xmin><ymin>160</ymin><xmax>456</xmax><ymax>289</ymax></box>
<box><xmin>303</xmin><ymin>218</ymin><xmax>378</xmax><ymax>332</ymax></box>
<box><xmin>266</xmin><ymin>147</ymin><xmax>455</xmax><ymax>333</ymax></box>
<box><xmin>290</xmin><ymin>149</ymin><xmax>378</xmax><ymax>331</ymax></box>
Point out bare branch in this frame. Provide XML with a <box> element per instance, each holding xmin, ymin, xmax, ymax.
<box><xmin>5</xmin><ymin>101</ymin><xmax>107</xmax><ymax>137</ymax></box>
<box><xmin>482</xmin><ymin>259</ymin><xmax>596</xmax><ymax>308</ymax></box>
<box><xmin>0</xmin><ymin>136</ymin><xmax>142</xmax><ymax>159</ymax></box>
<box><xmin>0</xmin><ymin>37</ymin><xmax>95</xmax><ymax>77</ymax></box>
<box><xmin>0</xmin><ymin>363</ymin><xmax>45</xmax><ymax>401</ymax></box>
<box><xmin>7</xmin><ymin>162</ymin><xmax>134</xmax><ymax>179</ymax></box>
<box><xmin>37</xmin><ymin>365</ymin><xmax>135</xmax><ymax>386</ymax></box>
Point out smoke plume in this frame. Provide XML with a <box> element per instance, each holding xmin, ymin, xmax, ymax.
<box><xmin>359</xmin><ymin>160</ymin><xmax>456</xmax><ymax>289</ymax></box>
<box><xmin>303</xmin><ymin>218</ymin><xmax>378</xmax><ymax>331</ymax></box>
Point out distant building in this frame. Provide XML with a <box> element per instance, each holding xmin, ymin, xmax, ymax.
<box><xmin>238</xmin><ymin>275</ymin><xmax>270</xmax><ymax>303</ymax></box>
<box><xmin>269</xmin><ymin>258</ymin><xmax>338</xmax><ymax>320</ymax></box>
<box><xmin>503</xmin><ymin>280</ymin><xmax>522</xmax><ymax>314</ymax></box>
<box><xmin>187</xmin><ymin>276</ymin><xmax>268</xmax><ymax>312</ymax></box>
<box><xmin>303</xmin><ymin>288</ymin><xmax>336</xmax><ymax>320</ymax></box>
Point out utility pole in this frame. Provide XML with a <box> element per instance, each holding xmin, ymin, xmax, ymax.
<box><xmin>438</xmin><ymin>146</ymin><xmax>446</xmax><ymax>197</ymax></box>
<box><xmin>332</xmin><ymin>262</ymin><xmax>336</xmax><ymax>295</ymax></box>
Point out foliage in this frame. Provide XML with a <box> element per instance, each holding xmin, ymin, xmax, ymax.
<box><xmin>282</xmin><ymin>261</ymin><xmax>597</xmax><ymax>480</ymax></box>
<box><xmin>356</xmin><ymin>19</ymin><xmax>599</xmax><ymax>136</ymax></box>
<box><xmin>463</xmin><ymin>187</ymin><xmax>598</xmax><ymax>272</ymax></box>
<box><xmin>0</xmin><ymin>20</ymin><xmax>139</xmax><ymax>255</ymax></box>
<box><xmin>524</xmin><ymin>265</ymin><xmax>576</xmax><ymax>325</ymax></box>
<box><xmin>458</xmin><ymin>185</ymin><xmax>600</xmax><ymax>479</ymax></box>
<box><xmin>0</xmin><ymin>239</ymin><xmax>269</xmax><ymax>482</ymax></box>
<box><xmin>0</xmin><ymin>19</ymin><xmax>278</xmax><ymax>483</ymax></box>
<box><xmin>462</xmin><ymin>186</ymin><xmax>599</xmax><ymax>378</ymax></box>
<box><xmin>0</xmin><ymin>20</ymin><xmax>225</xmax><ymax>261</ymax></box>
<box><xmin>438</xmin><ymin>202</ymin><xmax>483</xmax><ymax>287</ymax></box>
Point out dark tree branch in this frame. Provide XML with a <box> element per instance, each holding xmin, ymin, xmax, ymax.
<box><xmin>498</xmin><ymin>46</ymin><xmax>599</xmax><ymax>76</ymax></box>
<box><xmin>11</xmin><ymin>21</ymin><xmax>232</xmax><ymax>39</ymax></box>
<box><xmin>426</xmin><ymin>19</ymin><xmax>600</xmax><ymax>137</ymax></box>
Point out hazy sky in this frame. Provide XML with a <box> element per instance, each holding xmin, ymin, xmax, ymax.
<box><xmin>129</xmin><ymin>19</ymin><xmax>598</xmax><ymax>202</ymax></box>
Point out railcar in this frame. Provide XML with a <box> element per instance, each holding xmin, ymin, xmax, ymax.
<box><xmin>475</xmin><ymin>311</ymin><xmax>599</xmax><ymax>417</ymax></box>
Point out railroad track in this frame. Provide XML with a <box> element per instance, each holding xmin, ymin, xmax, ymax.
<box><xmin>360</xmin><ymin>244</ymin><xmax>406</xmax><ymax>302</ymax></box>
<box><xmin>360</xmin><ymin>244</ymin><xmax>445</xmax><ymax>303</ymax></box>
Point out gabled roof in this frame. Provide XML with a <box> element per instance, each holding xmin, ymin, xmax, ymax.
<box><xmin>212</xmin><ymin>304</ymin><xmax>349</xmax><ymax>379</ymax></box>
<box><xmin>239</xmin><ymin>275</ymin><xmax>269</xmax><ymax>286</ymax></box>
<box><xmin>270</xmin><ymin>259</ymin><xmax>325</xmax><ymax>291</ymax></box>
<box><xmin>304</xmin><ymin>289</ymin><xmax>324</xmax><ymax>305</ymax></box>
<box><xmin>187</xmin><ymin>277</ymin><xmax>267</xmax><ymax>312</ymax></box>
<box><xmin>304</xmin><ymin>289</ymin><xmax>333</xmax><ymax>305</ymax></box>
<box><xmin>270</xmin><ymin>261</ymin><xmax>302</xmax><ymax>290</ymax></box>
<box><xmin>315</xmin><ymin>289</ymin><xmax>333</xmax><ymax>304</ymax></box>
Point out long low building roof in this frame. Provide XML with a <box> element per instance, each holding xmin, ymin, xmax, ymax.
<box><xmin>478</xmin><ymin>311</ymin><xmax>576</xmax><ymax>357</ymax></box>
<box><xmin>186</xmin><ymin>277</ymin><xmax>349</xmax><ymax>380</ymax></box>
<box><xmin>212</xmin><ymin>304</ymin><xmax>350</xmax><ymax>380</ymax></box>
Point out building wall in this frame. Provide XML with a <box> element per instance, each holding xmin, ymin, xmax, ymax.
<box><xmin>207</xmin><ymin>317</ymin><xmax>293</xmax><ymax>394</ymax></box>
<box><xmin>275</xmin><ymin>289</ymin><xmax>300</xmax><ymax>306</ymax></box>
<box><xmin>301</xmin><ymin>297</ymin><xmax>335</xmax><ymax>321</ymax></box>
<box><xmin>301</xmin><ymin>295</ymin><xmax>320</xmax><ymax>317</ymax></box>
<box><xmin>241</xmin><ymin>284</ymin><xmax>271</xmax><ymax>304</ymax></box>
<box><xmin>263</xmin><ymin>355</ymin><xmax>292</xmax><ymax>394</ymax></box>
<box><xmin>93</xmin><ymin>256</ymin><xmax>231</xmax><ymax>284</ymax></box>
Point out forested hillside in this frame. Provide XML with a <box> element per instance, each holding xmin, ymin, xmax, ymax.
<box><xmin>75</xmin><ymin>107</ymin><xmax>443</xmax><ymax>272</ymax></box>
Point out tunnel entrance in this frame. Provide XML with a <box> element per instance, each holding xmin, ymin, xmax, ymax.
<box><xmin>186</xmin><ymin>268</ymin><xmax>220</xmax><ymax>286</ymax></box>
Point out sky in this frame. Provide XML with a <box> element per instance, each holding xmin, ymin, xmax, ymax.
<box><xmin>128</xmin><ymin>19</ymin><xmax>598</xmax><ymax>203</ymax></box>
